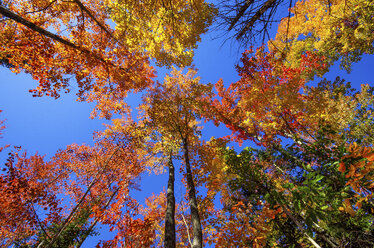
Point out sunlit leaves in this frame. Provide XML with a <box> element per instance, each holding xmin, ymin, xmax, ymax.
<box><xmin>269</xmin><ymin>0</ymin><xmax>374</xmax><ymax>72</ymax></box>
<box><xmin>108</xmin><ymin>0</ymin><xmax>216</xmax><ymax>67</ymax></box>
<box><xmin>0</xmin><ymin>0</ymin><xmax>154</xmax><ymax>101</ymax></box>
<box><xmin>204</xmin><ymin>47</ymin><xmax>328</xmax><ymax>145</ymax></box>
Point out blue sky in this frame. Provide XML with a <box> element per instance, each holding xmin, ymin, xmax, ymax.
<box><xmin>0</xmin><ymin>17</ymin><xmax>373</xmax><ymax>247</ymax></box>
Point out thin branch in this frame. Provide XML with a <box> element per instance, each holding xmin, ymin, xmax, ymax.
<box><xmin>237</xmin><ymin>0</ymin><xmax>277</xmax><ymax>40</ymax></box>
<box><xmin>72</xmin><ymin>0</ymin><xmax>117</xmax><ymax>41</ymax></box>
<box><xmin>285</xmin><ymin>0</ymin><xmax>293</xmax><ymax>49</ymax></box>
<box><xmin>24</xmin><ymin>0</ymin><xmax>58</xmax><ymax>15</ymax></box>
<box><xmin>31</xmin><ymin>204</ymin><xmax>52</xmax><ymax>240</ymax></box>
<box><xmin>45</xmin><ymin>147</ymin><xmax>120</xmax><ymax>248</ymax></box>
<box><xmin>228</xmin><ymin>0</ymin><xmax>254</xmax><ymax>31</ymax></box>
<box><xmin>76</xmin><ymin>187</ymin><xmax>120</xmax><ymax>248</ymax></box>
<box><xmin>181</xmin><ymin>212</ymin><xmax>193</xmax><ymax>248</ymax></box>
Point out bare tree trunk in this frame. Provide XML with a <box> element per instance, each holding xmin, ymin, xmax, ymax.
<box><xmin>182</xmin><ymin>138</ymin><xmax>203</xmax><ymax>248</ymax></box>
<box><xmin>164</xmin><ymin>154</ymin><xmax>176</xmax><ymax>248</ymax></box>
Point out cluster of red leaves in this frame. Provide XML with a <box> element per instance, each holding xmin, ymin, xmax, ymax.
<box><xmin>0</xmin><ymin>150</ymin><xmax>60</xmax><ymax>246</ymax></box>
<box><xmin>202</xmin><ymin>47</ymin><xmax>327</xmax><ymax>146</ymax></box>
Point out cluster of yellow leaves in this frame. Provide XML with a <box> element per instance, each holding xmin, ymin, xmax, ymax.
<box><xmin>348</xmin><ymin>84</ymin><xmax>374</xmax><ymax>145</ymax></box>
<box><xmin>270</xmin><ymin>0</ymin><xmax>374</xmax><ymax>71</ymax></box>
<box><xmin>108</xmin><ymin>0</ymin><xmax>216</xmax><ymax>67</ymax></box>
<box><xmin>140</xmin><ymin>67</ymin><xmax>212</xmax><ymax>144</ymax></box>
<box><xmin>302</xmin><ymin>82</ymin><xmax>364</xmax><ymax>140</ymax></box>
<box><xmin>197</xmin><ymin>138</ymin><xmax>230</xmax><ymax>202</ymax></box>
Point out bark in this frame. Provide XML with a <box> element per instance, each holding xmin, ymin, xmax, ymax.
<box><xmin>164</xmin><ymin>154</ymin><xmax>176</xmax><ymax>248</ymax></box>
<box><xmin>182</xmin><ymin>137</ymin><xmax>203</xmax><ymax>248</ymax></box>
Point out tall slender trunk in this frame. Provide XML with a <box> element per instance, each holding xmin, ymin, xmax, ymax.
<box><xmin>164</xmin><ymin>154</ymin><xmax>176</xmax><ymax>248</ymax></box>
<box><xmin>182</xmin><ymin>138</ymin><xmax>203</xmax><ymax>248</ymax></box>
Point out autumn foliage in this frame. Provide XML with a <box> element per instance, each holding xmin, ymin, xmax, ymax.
<box><xmin>1</xmin><ymin>0</ymin><xmax>374</xmax><ymax>247</ymax></box>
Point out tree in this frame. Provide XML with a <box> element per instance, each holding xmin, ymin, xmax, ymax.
<box><xmin>1</xmin><ymin>0</ymin><xmax>374</xmax><ymax>246</ymax></box>
<box><xmin>202</xmin><ymin>46</ymin><xmax>328</xmax><ymax>146</ymax></box>
<box><xmin>196</xmin><ymin>16</ymin><xmax>374</xmax><ymax>244</ymax></box>
<box><xmin>139</xmin><ymin>68</ymin><xmax>212</xmax><ymax>248</ymax></box>
<box><xmin>0</xmin><ymin>149</ymin><xmax>61</xmax><ymax>247</ymax></box>
<box><xmin>0</xmin><ymin>122</ymin><xmax>151</xmax><ymax>247</ymax></box>
<box><xmin>220</xmin><ymin>125</ymin><xmax>374</xmax><ymax>247</ymax></box>
<box><xmin>0</xmin><ymin>0</ymin><xmax>216</xmax><ymax>119</ymax></box>
<box><xmin>104</xmin><ymin>112</ymin><xmax>179</xmax><ymax>247</ymax></box>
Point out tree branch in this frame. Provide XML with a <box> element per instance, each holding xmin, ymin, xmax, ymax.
<box><xmin>72</xmin><ymin>0</ymin><xmax>117</xmax><ymax>41</ymax></box>
<box><xmin>236</xmin><ymin>0</ymin><xmax>277</xmax><ymax>40</ymax></box>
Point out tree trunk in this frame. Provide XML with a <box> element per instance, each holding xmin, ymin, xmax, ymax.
<box><xmin>182</xmin><ymin>138</ymin><xmax>203</xmax><ymax>248</ymax></box>
<box><xmin>164</xmin><ymin>154</ymin><xmax>176</xmax><ymax>248</ymax></box>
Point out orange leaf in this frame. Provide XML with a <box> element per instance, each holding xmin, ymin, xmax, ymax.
<box><xmin>364</xmin><ymin>152</ymin><xmax>374</xmax><ymax>162</ymax></box>
<box><xmin>338</xmin><ymin>162</ymin><xmax>346</xmax><ymax>173</ymax></box>
<box><xmin>343</xmin><ymin>199</ymin><xmax>355</xmax><ymax>216</ymax></box>
<box><xmin>346</xmin><ymin>165</ymin><xmax>356</xmax><ymax>178</ymax></box>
